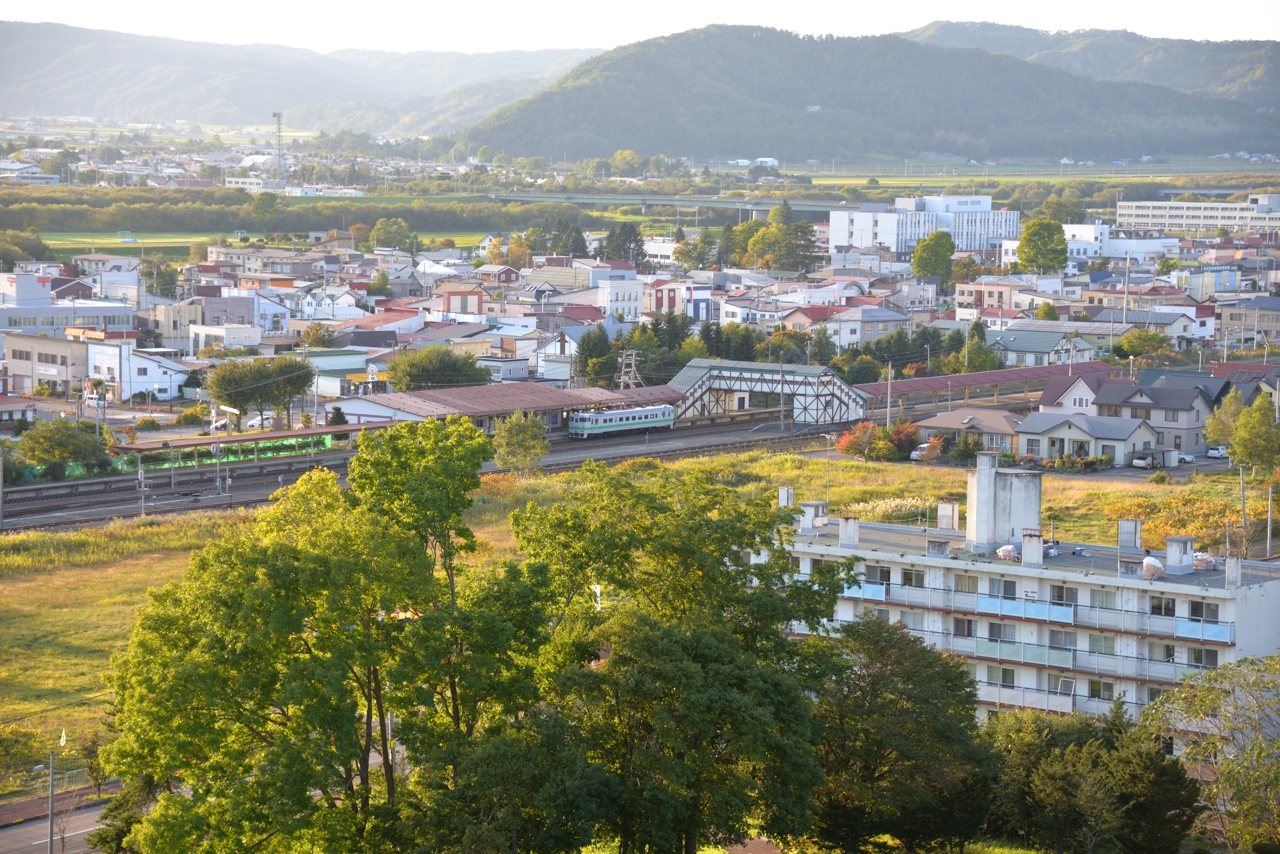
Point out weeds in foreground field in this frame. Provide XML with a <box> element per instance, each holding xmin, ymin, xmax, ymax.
<box><xmin>0</xmin><ymin>512</ymin><xmax>249</xmax><ymax>578</ymax></box>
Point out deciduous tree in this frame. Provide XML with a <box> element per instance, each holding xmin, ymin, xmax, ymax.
<box><xmin>912</xmin><ymin>230</ymin><xmax>956</xmax><ymax>284</ymax></box>
<box><xmin>1017</xmin><ymin>219</ymin><xmax>1069</xmax><ymax>274</ymax></box>
<box><xmin>1035</xmin><ymin>301</ymin><xmax>1060</xmax><ymax>320</ymax></box>
<box><xmin>385</xmin><ymin>345</ymin><xmax>490</xmax><ymax>392</ymax></box>
<box><xmin>493</xmin><ymin>408</ymin><xmax>550</xmax><ymax>475</ymax></box>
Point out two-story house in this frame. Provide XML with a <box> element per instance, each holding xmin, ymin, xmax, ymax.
<box><xmin>1093</xmin><ymin>384</ymin><xmax>1212</xmax><ymax>455</ymax></box>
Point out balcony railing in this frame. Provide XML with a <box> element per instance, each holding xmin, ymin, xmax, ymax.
<box><xmin>845</xmin><ymin>582</ymin><xmax>1234</xmax><ymax>643</ymax></box>
<box><xmin>977</xmin><ymin>682</ymin><xmax>1074</xmax><ymax>714</ymax></box>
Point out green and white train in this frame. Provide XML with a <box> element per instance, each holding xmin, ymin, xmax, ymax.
<box><xmin>567</xmin><ymin>404</ymin><xmax>676</xmax><ymax>439</ymax></box>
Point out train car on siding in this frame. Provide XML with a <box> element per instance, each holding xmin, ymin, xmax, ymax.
<box><xmin>567</xmin><ymin>404</ymin><xmax>676</xmax><ymax>439</ymax></box>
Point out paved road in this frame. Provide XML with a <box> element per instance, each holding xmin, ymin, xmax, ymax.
<box><xmin>0</xmin><ymin>803</ymin><xmax>104</xmax><ymax>854</ymax></box>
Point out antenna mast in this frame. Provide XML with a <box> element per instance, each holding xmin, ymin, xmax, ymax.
<box><xmin>272</xmin><ymin>111</ymin><xmax>284</xmax><ymax>188</ymax></box>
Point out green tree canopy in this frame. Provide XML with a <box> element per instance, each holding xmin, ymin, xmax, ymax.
<box><xmin>492</xmin><ymin>408</ymin><xmax>550</xmax><ymax>475</ymax></box>
<box><xmin>1035</xmin><ymin>301</ymin><xmax>1060</xmax><ymax>320</ymax></box>
<box><xmin>1035</xmin><ymin>196</ymin><xmax>1087</xmax><ymax>224</ymax></box>
<box><xmin>370</xmin><ymin>217</ymin><xmax>411</xmax><ymax>249</ymax></box>
<box><xmin>384</xmin><ymin>345</ymin><xmax>491</xmax><ymax>392</ymax></box>
<box><xmin>17</xmin><ymin>417</ymin><xmax>108</xmax><ymax>473</ymax></box>
<box><xmin>1017</xmin><ymin>219</ymin><xmax>1069</xmax><ymax>274</ymax></box>
<box><xmin>912</xmin><ymin>230</ymin><xmax>956</xmax><ymax>284</ymax></box>
<box><xmin>1205</xmin><ymin>386</ymin><xmax>1246</xmax><ymax>448</ymax></box>
<box><xmin>1116</xmin><ymin>328</ymin><xmax>1171</xmax><ymax>357</ymax></box>
<box><xmin>301</xmin><ymin>322</ymin><xmax>335</xmax><ymax>347</ymax></box>
<box><xmin>249</xmin><ymin>191</ymin><xmax>279</xmax><ymax>230</ymax></box>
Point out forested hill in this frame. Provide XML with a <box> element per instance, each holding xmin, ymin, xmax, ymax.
<box><xmin>0</xmin><ymin>21</ymin><xmax>600</xmax><ymax>128</ymax></box>
<box><xmin>903</xmin><ymin>22</ymin><xmax>1280</xmax><ymax>109</ymax></box>
<box><xmin>458</xmin><ymin>26</ymin><xmax>1280</xmax><ymax>161</ymax></box>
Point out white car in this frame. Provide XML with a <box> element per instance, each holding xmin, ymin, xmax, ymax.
<box><xmin>1131</xmin><ymin>456</ymin><xmax>1157</xmax><ymax>469</ymax></box>
<box><xmin>246</xmin><ymin>413</ymin><xmax>273</xmax><ymax>428</ymax></box>
<box><xmin>1177</xmin><ymin>451</ymin><xmax>1196</xmax><ymax>463</ymax></box>
<box><xmin>909</xmin><ymin>443</ymin><xmax>933</xmax><ymax>461</ymax></box>
<box><xmin>210</xmin><ymin>418</ymin><xmax>228</xmax><ymax>431</ymax></box>
<box><xmin>1207</xmin><ymin>446</ymin><xmax>1229</xmax><ymax>459</ymax></box>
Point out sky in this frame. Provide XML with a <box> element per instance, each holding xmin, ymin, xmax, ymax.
<box><xmin>9</xmin><ymin>0</ymin><xmax>1280</xmax><ymax>53</ymax></box>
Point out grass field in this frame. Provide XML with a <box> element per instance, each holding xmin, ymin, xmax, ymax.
<box><xmin>40</xmin><ymin>229</ymin><xmax>491</xmax><ymax>262</ymax></box>
<box><xmin>0</xmin><ymin>451</ymin><xmax>1257</xmax><ymax>767</ymax></box>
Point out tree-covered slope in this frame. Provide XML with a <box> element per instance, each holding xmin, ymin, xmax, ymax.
<box><xmin>459</xmin><ymin>26</ymin><xmax>1280</xmax><ymax>160</ymax></box>
<box><xmin>904</xmin><ymin>21</ymin><xmax>1280</xmax><ymax>109</ymax></box>
<box><xmin>0</xmin><ymin>21</ymin><xmax>599</xmax><ymax>126</ymax></box>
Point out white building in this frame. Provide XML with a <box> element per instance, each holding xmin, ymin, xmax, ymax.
<box><xmin>598</xmin><ymin>278</ymin><xmax>643</xmax><ymax>320</ymax></box>
<box><xmin>830</xmin><ymin>196</ymin><xmax>1019</xmax><ymax>255</ymax></box>
<box><xmin>784</xmin><ymin>452</ymin><xmax>1280</xmax><ymax>721</ymax></box>
<box><xmin>1117</xmin><ymin>194</ymin><xmax>1280</xmax><ymax>232</ymax></box>
<box><xmin>85</xmin><ymin>339</ymin><xmax>190</xmax><ymax>401</ymax></box>
<box><xmin>189</xmin><ymin>323</ymin><xmax>262</xmax><ymax>354</ymax></box>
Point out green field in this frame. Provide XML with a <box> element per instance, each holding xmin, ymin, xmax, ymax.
<box><xmin>40</xmin><ymin>229</ymin><xmax>491</xmax><ymax>262</ymax></box>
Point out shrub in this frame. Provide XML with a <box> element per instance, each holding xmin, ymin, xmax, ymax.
<box><xmin>135</xmin><ymin>417</ymin><xmax>162</xmax><ymax>431</ymax></box>
<box><xmin>845</xmin><ymin>495</ymin><xmax>933</xmax><ymax>523</ymax></box>
<box><xmin>174</xmin><ymin>404</ymin><xmax>209</xmax><ymax>426</ymax></box>
<box><xmin>1252</xmin><ymin>844</ymin><xmax>1280</xmax><ymax>854</ymax></box>
<box><xmin>31</xmin><ymin>385</ymin><xmax>56</xmax><ymax>398</ymax></box>
<box><xmin>1147</xmin><ymin>470</ymin><xmax>1170</xmax><ymax>484</ymax></box>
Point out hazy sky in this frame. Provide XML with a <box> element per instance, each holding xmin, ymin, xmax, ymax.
<box><xmin>12</xmin><ymin>1</ymin><xmax>1280</xmax><ymax>53</ymax></box>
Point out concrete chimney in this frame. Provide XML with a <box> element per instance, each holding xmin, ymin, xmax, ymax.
<box><xmin>1165</xmin><ymin>536</ymin><xmax>1195</xmax><ymax>575</ymax></box>
<box><xmin>1021</xmin><ymin>531</ymin><xmax>1043</xmax><ymax>569</ymax></box>
<box><xmin>1226</xmin><ymin>556</ymin><xmax>1242</xmax><ymax>589</ymax></box>
<box><xmin>927</xmin><ymin>539</ymin><xmax>951</xmax><ymax>558</ymax></box>
<box><xmin>778</xmin><ymin>486</ymin><xmax>794</xmax><ymax>508</ymax></box>
<box><xmin>839</xmin><ymin>517</ymin><xmax>859</xmax><ymax>549</ymax></box>
<box><xmin>966</xmin><ymin>451</ymin><xmax>1042</xmax><ymax>551</ymax></box>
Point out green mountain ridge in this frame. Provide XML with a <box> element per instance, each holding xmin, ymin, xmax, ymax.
<box><xmin>903</xmin><ymin>21</ymin><xmax>1280</xmax><ymax>109</ymax></box>
<box><xmin>459</xmin><ymin>26</ymin><xmax>1280</xmax><ymax>160</ymax></box>
<box><xmin>0</xmin><ymin>21</ymin><xmax>600</xmax><ymax>128</ymax></box>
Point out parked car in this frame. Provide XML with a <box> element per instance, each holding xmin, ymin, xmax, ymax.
<box><xmin>1177</xmin><ymin>451</ymin><xmax>1196</xmax><ymax>463</ymax></box>
<box><xmin>246</xmin><ymin>413</ymin><xmax>273</xmax><ymax>428</ymax></box>
<box><xmin>909</xmin><ymin>443</ymin><xmax>932</xmax><ymax>461</ymax></box>
<box><xmin>211</xmin><ymin>418</ymin><xmax>228</xmax><ymax>431</ymax></box>
<box><xmin>1131</xmin><ymin>455</ymin><xmax>1157</xmax><ymax>469</ymax></box>
<box><xmin>1207</xmin><ymin>446</ymin><xmax>1229</xmax><ymax>459</ymax></box>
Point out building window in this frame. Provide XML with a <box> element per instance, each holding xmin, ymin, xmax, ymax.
<box><xmin>866</xmin><ymin>607</ymin><xmax>889</xmax><ymax>621</ymax></box>
<box><xmin>1149</xmin><ymin>643</ymin><xmax>1175</xmax><ymax>662</ymax></box>
<box><xmin>1131</xmin><ymin>408</ymin><xmax>1152</xmax><ymax>420</ymax></box>
<box><xmin>1048</xmin><ymin>630</ymin><xmax>1077</xmax><ymax>650</ymax></box>
<box><xmin>1089</xmin><ymin>634</ymin><xmax>1116</xmax><ymax>655</ymax></box>
<box><xmin>9</xmin><ymin>349</ymin><xmax>31</xmax><ymax>361</ymax></box>
<box><xmin>954</xmin><ymin>617</ymin><xmax>975</xmax><ymax>637</ymax></box>
<box><xmin>866</xmin><ymin>565</ymin><xmax>891</xmax><ymax>584</ymax></box>
<box><xmin>1088</xmin><ymin>679</ymin><xmax>1115</xmax><ymax>700</ymax></box>
<box><xmin>989</xmin><ymin>578</ymin><xmax>1016</xmax><ymax>600</ymax></box>
<box><xmin>1188</xmin><ymin>647</ymin><xmax>1219</xmax><ymax>668</ymax></box>
<box><xmin>1101</xmin><ymin>405</ymin><xmax>1123</xmax><ymax>417</ymax></box>
<box><xmin>37</xmin><ymin>353</ymin><xmax>59</xmax><ymax>364</ymax></box>
<box><xmin>898</xmin><ymin>611</ymin><xmax>924</xmax><ymax>630</ymax></box>
<box><xmin>988</xmin><ymin>622</ymin><xmax>1016</xmax><ymax>642</ymax></box>
<box><xmin>7</xmin><ymin>317</ymin><xmax>37</xmax><ymax>328</ymax></box>
<box><xmin>1024</xmin><ymin>438</ymin><xmax>1040</xmax><ymax>456</ymax></box>
<box><xmin>1050</xmin><ymin>674</ymin><xmax>1076</xmax><ymax>695</ymax></box>
<box><xmin>902</xmin><ymin>569</ymin><xmax>926</xmax><ymax>588</ymax></box>
<box><xmin>1050</xmin><ymin>585</ymin><xmax>1078</xmax><ymax>605</ymax></box>
<box><xmin>1150</xmin><ymin>596</ymin><xmax>1176</xmax><ymax>617</ymax></box>
<box><xmin>1156</xmin><ymin>432</ymin><xmax>1164</xmax><ymax>444</ymax></box>
<box><xmin>137</xmin><ymin>367</ymin><xmax>148</xmax><ymax>376</ymax></box>
<box><xmin>1090</xmin><ymin>589</ymin><xmax>1117</xmax><ymax>610</ymax></box>
<box><xmin>1189</xmin><ymin>601</ymin><xmax>1220</xmax><ymax>623</ymax></box>
<box><xmin>1165</xmin><ymin>410</ymin><xmax>1180</xmax><ymax>422</ymax></box>
<box><xmin>987</xmin><ymin>665</ymin><xmax>1016</xmax><ymax>687</ymax></box>
<box><xmin>954</xmin><ymin>575</ymin><xmax>978</xmax><ymax>593</ymax></box>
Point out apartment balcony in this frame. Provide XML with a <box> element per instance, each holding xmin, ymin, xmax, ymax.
<box><xmin>977</xmin><ymin>682</ymin><xmax>1074</xmax><ymax>714</ymax></box>
<box><xmin>845</xmin><ymin>582</ymin><xmax>1235</xmax><ymax>643</ymax></box>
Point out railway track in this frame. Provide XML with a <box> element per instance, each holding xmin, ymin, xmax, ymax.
<box><xmin>1</xmin><ymin>426</ymin><xmax>826</xmax><ymax>533</ymax></box>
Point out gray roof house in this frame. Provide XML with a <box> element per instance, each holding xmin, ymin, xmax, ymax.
<box><xmin>1015</xmin><ymin>413</ymin><xmax>1158</xmax><ymax>465</ymax></box>
<box><xmin>988</xmin><ymin>331</ymin><xmax>1096</xmax><ymax>367</ymax></box>
<box><xmin>1092</xmin><ymin>383</ymin><xmax>1213</xmax><ymax>455</ymax></box>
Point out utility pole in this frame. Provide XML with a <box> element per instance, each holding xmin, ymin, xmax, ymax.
<box><xmin>886</xmin><ymin>362</ymin><xmax>892</xmax><ymax>428</ymax></box>
<box><xmin>47</xmin><ymin>749</ymin><xmax>54</xmax><ymax>854</ymax></box>
<box><xmin>779</xmin><ymin>359</ymin><xmax>785</xmax><ymax>433</ymax></box>
<box><xmin>1122</xmin><ymin>252</ymin><xmax>1130</xmax><ymax>326</ymax></box>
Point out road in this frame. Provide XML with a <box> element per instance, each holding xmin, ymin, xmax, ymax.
<box><xmin>0</xmin><ymin>804</ymin><xmax>103</xmax><ymax>854</ymax></box>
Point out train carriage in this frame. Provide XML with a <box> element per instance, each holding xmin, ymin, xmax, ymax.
<box><xmin>567</xmin><ymin>404</ymin><xmax>675</xmax><ymax>438</ymax></box>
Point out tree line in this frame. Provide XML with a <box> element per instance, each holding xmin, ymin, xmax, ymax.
<box><xmin>89</xmin><ymin>424</ymin><xmax>1238</xmax><ymax>854</ymax></box>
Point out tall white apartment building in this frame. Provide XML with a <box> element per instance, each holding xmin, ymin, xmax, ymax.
<box><xmin>1117</xmin><ymin>194</ymin><xmax>1280</xmax><ymax>232</ymax></box>
<box><xmin>830</xmin><ymin>196</ymin><xmax>1020</xmax><ymax>255</ymax></box>
<box><xmin>781</xmin><ymin>453</ymin><xmax>1278</xmax><ymax>720</ymax></box>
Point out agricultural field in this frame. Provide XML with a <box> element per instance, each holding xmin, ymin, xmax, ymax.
<box><xmin>40</xmin><ymin>229</ymin><xmax>491</xmax><ymax>262</ymax></box>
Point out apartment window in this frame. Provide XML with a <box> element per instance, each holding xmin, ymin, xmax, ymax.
<box><xmin>37</xmin><ymin>353</ymin><xmax>59</xmax><ymax>364</ymax></box>
<box><xmin>1131</xmin><ymin>408</ymin><xmax>1152</xmax><ymax>420</ymax></box>
<box><xmin>954</xmin><ymin>618</ymin><xmax>976</xmax><ymax>637</ymax></box>
<box><xmin>172</xmin><ymin>319</ymin><xmax>179</xmax><ymax>331</ymax></box>
<box><xmin>1164</xmin><ymin>410</ymin><xmax>1180</xmax><ymax>422</ymax></box>
<box><xmin>1147</xmin><ymin>595</ymin><xmax>1175</xmax><ymax>617</ymax></box>
<box><xmin>1048</xmin><ymin>630</ymin><xmax>1077</xmax><ymax>650</ymax></box>
<box><xmin>1188</xmin><ymin>647</ymin><xmax>1219</xmax><ymax>668</ymax></box>
<box><xmin>1189</xmin><ymin>601</ymin><xmax>1220</xmax><ymax>624</ymax></box>
<box><xmin>1101</xmin><ymin>405</ymin><xmax>1123</xmax><ymax>417</ymax></box>
<box><xmin>1049</xmin><ymin>585</ymin><xmax>1078</xmax><ymax>605</ymax></box>
<box><xmin>954</xmin><ymin>575</ymin><xmax>979</xmax><ymax>594</ymax></box>
<box><xmin>898</xmin><ymin>611</ymin><xmax>924</xmax><ymax>631</ymax></box>
<box><xmin>1090</xmin><ymin>589</ymin><xmax>1117</xmax><ymax>610</ymax></box>
<box><xmin>1088</xmin><ymin>679</ymin><xmax>1115</xmax><ymax>700</ymax></box>
<box><xmin>1149</xmin><ymin>643</ymin><xmax>1175</xmax><ymax>662</ymax></box>
<box><xmin>9</xmin><ymin>349</ymin><xmax>31</xmax><ymax>361</ymax></box>
<box><xmin>7</xmin><ymin>317</ymin><xmax>37</xmax><ymax>328</ymax></box>
<box><xmin>1049</xmin><ymin>673</ymin><xmax>1076</xmax><ymax>695</ymax></box>
<box><xmin>901</xmin><ymin>569</ymin><xmax>925</xmax><ymax>589</ymax></box>
<box><xmin>866</xmin><ymin>565</ymin><xmax>891</xmax><ymax>584</ymax></box>
<box><xmin>989</xmin><ymin>578</ymin><xmax>1016</xmax><ymax>600</ymax></box>
<box><xmin>137</xmin><ymin>367</ymin><xmax>148</xmax><ymax>377</ymax></box>
<box><xmin>987</xmin><ymin>665</ymin><xmax>1016</xmax><ymax>687</ymax></box>
<box><xmin>1148</xmin><ymin>686</ymin><xmax>1168</xmax><ymax>704</ymax></box>
<box><xmin>988</xmin><ymin>622</ymin><xmax>1016</xmax><ymax>642</ymax></box>
<box><xmin>1089</xmin><ymin>634</ymin><xmax>1116</xmax><ymax>656</ymax></box>
<box><xmin>866</xmin><ymin>607</ymin><xmax>889</xmax><ymax>621</ymax></box>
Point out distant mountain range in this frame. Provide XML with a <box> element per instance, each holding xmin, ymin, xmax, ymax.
<box><xmin>903</xmin><ymin>22</ymin><xmax>1280</xmax><ymax>110</ymax></box>
<box><xmin>460</xmin><ymin>26</ymin><xmax>1279</xmax><ymax>160</ymax></box>
<box><xmin>3</xmin><ymin>21</ymin><xmax>1278</xmax><ymax>159</ymax></box>
<box><xmin>0</xmin><ymin>21</ymin><xmax>600</xmax><ymax>131</ymax></box>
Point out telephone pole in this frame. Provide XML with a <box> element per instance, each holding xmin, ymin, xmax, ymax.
<box><xmin>614</xmin><ymin>350</ymin><xmax>643</xmax><ymax>389</ymax></box>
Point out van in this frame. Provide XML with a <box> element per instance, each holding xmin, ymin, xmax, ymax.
<box><xmin>84</xmin><ymin>391</ymin><xmax>101</xmax><ymax>404</ymax></box>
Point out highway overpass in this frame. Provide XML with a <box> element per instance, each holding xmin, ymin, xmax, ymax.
<box><xmin>487</xmin><ymin>192</ymin><xmax>843</xmax><ymax>217</ymax></box>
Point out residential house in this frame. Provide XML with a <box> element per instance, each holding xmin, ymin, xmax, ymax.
<box><xmin>917</xmin><ymin>408</ymin><xmax>1024</xmax><ymax>453</ymax></box>
<box><xmin>80</xmin><ymin>335</ymin><xmax>190</xmax><ymax>401</ymax></box>
<box><xmin>1089</xmin><ymin>309</ymin><xmax>1209</xmax><ymax>350</ymax></box>
<box><xmin>1092</xmin><ymin>384</ymin><xmax>1212</xmax><ymax>455</ymax></box>
<box><xmin>1004</xmin><ymin>319</ymin><xmax>1137</xmax><ymax>352</ymax></box>
<box><xmin>72</xmin><ymin>254</ymin><xmax>139</xmax><ymax>275</ymax></box>
<box><xmin>135</xmin><ymin>299</ymin><xmax>204</xmax><ymax>354</ymax></box>
<box><xmin>189</xmin><ymin>323</ymin><xmax>262</xmax><ymax>355</ymax></box>
<box><xmin>777</xmin><ymin>305</ymin><xmax>850</xmax><ymax>334</ymax></box>
<box><xmin>826</xmin><ymin>305</ymin><xmax>911</xmax><ymax>350</ymax></box>
<box><xmin>1037</xmin><ymin>374</ymin><xmax>1131</xmax><ymax>417</ymax></box>
<box><xmin>988</xmin><ymin>331</ymin><xmax>1097</xmax><ymax>367</ymax></box>
<box><xmin>1015</xmin><ymin>413</ymin><xmax>1158</xmax><ymax>465</ymax></box>
<box><xmin>475</xmin><ymin>265</ymin><xmax>520</xmax><ymax>285</ymax></box>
